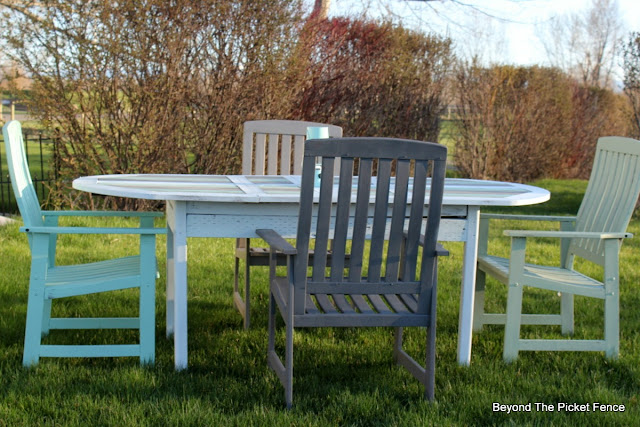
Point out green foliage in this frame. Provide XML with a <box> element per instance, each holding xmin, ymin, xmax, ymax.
<box><xmin>1</xmin><ymin>180</ymin><xmax>640</xmax><ymax>424</ymax></box>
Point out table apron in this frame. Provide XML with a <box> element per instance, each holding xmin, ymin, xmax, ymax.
<box><xmin>183</xmin><ymin>202</ymin><xmax>469</xmax><ymax>242</ymax></box>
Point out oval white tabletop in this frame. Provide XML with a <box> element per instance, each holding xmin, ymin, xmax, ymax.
<box><xmin>73</xmin><ymin>174</ymin><xmax>550</xmax><ymax>206</ymax></box>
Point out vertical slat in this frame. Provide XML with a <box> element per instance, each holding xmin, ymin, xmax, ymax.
<box><xmin>348</xmin><ymin>158</ymin><xmax>373</xmax><ymax>282</ymax></box>
<box><xmin>367</xmin><ymin>158</ymin><xmax>392</xmax><ymax>281</ymax></box>
<box><xmin>267</xmin><ymin>134</ymin><xmax>279</xmax><ymax>175</ymax></box>
<box><xmin>402</xmin><ymin>160</ymin><xmax>428</xmax><ymax>281</ymax></box>
<box><xmin>254</xmin><ymin>134</ymin><xmax>267</xmax><ymax>175</ymax></box>
<box><xmin>281</xmin><ymin>135</ymin><xmax>292</xmax><ymax>175</ymax></box>
<box><xmin>293</xmin><ymin>135</ymin><xmax>305</xmax><ymax>174</ymax></box>
<box><xmin>294</xmin><ymin>155</ymin><xmax>317</xmax><ymax>315</ymax></box>
<box><xmin>242</xmin><ymin>129</ymin><xmax>253</xmax><ymax>175</ymax></box>
<box><xmin>416</xmin><ymin>159</ymin><xmax>446</xmax><ymax>313</ymax></box>
<box><xmin>386</xmin><ymin>159</ymin><xmax>410</xmax><ymax>281</ymax></box>
<box><xmin>330</xmin><ymin>157</ymin><xmax>354</xmax><ymax>282</ymax></box>
<box><xmin>312</xmin><ymin>157</ymin><xmax>335</xmax><ymax>282</ymax></box>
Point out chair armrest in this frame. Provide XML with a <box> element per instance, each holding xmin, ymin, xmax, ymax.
<box><xmin>405</xmin><ymin>231</ymin><xmax>449</xmax><ymax>256</ymax></box>
<box><xmin>435</xmin><ymin>242</ymin><xmax>449</xmax><ymax>257</ymax></box>
<box><xmin>21</xmin><ymin>226</ymin><xmax>167</xmax><ymax>235</ymax></box>
<box><xmin>481</xmin><ymin>213</ymin><xmax>576</xmax><ymax>222</ymax></box>
<box><xmin>256</xmin><ymin>229</ymin><xmax>297</xmax><ymax>255</ymax></box>
<box><xmin>42</xmin><ymin>210</ymin><xmax>163</xmax><ymax>218</ymax></box>
<box><xmin>504</xmin><ymin>230</ymin><xmax>632</xmax><ymax>239</ymax></box>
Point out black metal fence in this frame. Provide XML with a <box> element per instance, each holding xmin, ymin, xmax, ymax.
<box><xmin>0</xmin><ymin>129</ymin><xmax>58</xmax><ymax>215</ymax></box>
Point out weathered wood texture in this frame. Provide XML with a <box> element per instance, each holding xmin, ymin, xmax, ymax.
<box><xmin>260</xmin><ymin>137</ymin><xmax>448</xmax><ymax>407</ymax></box>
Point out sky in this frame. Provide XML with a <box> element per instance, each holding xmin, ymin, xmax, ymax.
<box><xmin>325</xmin><ymin>0</ymin><xmax>640</xmax><ymax>67</ymax></box>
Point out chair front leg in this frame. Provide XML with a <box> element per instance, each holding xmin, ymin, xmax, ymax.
<box><xmin>23</xmin><ymin>233</ymin><xmax>50</xmax><ymax>367</ymax></box>
<box><xmin>503</xmin><ymin>236</ymin><xmax>527</xmax><ymax>362</ymax></box>
<box><xmin>603</xmin><ymin>239</ymin><xmax>621</xmax><ymax>359</ymax></box>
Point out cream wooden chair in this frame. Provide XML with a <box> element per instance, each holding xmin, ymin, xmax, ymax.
<box><xmin>234</xmin><ymin>120</ymin><xmax>342</xmax><ymax>328</ymax></box>
<box><xmin>258</xmin><ymin>137</ymin><xmax>448</xmax><ymax>407</ymax></box>
<box><xmin>475</xmin><ymin>136</ymin><xmax>640</xmax><ymax>361</ymax></box>
<box><xmin>3</xmin><ymin>120</ymin><xmax>166</xmax><ymax>366</ymax></box>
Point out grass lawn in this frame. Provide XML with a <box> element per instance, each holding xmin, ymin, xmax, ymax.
<box><xmin>0</xmin><ymin>179</ymin><xmax>639</xmax><ymax>425</ymax></box>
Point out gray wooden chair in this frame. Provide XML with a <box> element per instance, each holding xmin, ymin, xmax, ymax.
<box><xmin>257</xmin><ymin>137</ymin><xmax>448</xmax><ymax>407</ymax></box>
<box><xmin>475</xmin><ymin>136</ymin><xmax>640</xmax><ymax>361</ymax></box>
<box><xmin>234</xmin><ymin>120</ymin><xmax>343</xmax><ymax>329</ymax></box>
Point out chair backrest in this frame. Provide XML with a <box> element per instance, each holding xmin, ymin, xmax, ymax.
<box><xmin>242</xmin><ymin>120</ymin><xmax>343</xmax><ymax>175</ymax></box>
<box><xmin>2</xmin><ymin>120</ymin><xmax>43</xmax><ymax>229</ymax></box>
<box><xmin>570</xmin><ymin>136</ymin><xmax>640</xmax><ymax>265</ymax></box>
<box><xmin>292</xmin><ymin>137</ymin><xmax>447</xmax><ymax>315</ymax></box>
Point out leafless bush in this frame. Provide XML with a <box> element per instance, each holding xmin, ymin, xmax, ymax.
<box><xmin>1</xmin><ymin>0</ymin><xmax>303</xmax><ymax>209</ymax></box>
<box><xmin>294</xmin><ymin>17</ymin><xmax>452</xmax><ymax>142</ymax></box>
<box><xmin>454</xmin><ymin>62</ymin><xmax>632</xmax><ymax>182</ymax></box>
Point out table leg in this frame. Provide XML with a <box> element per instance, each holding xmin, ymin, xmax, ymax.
<box><xmin>457</xmin><ymin>206</ymin><xmax>480</xmax><ymax>366</ymax></box>
<box><xmin>167</xmin><ymin>200</ymin><xmax>189</xmax><ymax>370</ymax></box>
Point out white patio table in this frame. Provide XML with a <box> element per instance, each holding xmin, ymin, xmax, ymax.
<box><xmin>73</xmin><ymin>174</ymin><xmax>550</xmax><ymax>370</ymax></box>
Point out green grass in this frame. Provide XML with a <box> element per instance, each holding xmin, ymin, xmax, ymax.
<box><xmin>1</xmin><ymin>179</ymin><xmax>639</xmax><ymax>425</ymax></box>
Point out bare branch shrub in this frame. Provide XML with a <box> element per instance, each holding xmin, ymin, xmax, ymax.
<box><xmin>294</xmin><ymin>17</ymin><xmax>452</xmax><ymax>142</ymax></box>
<box><xmin>623</xmin><ymin>32</ymin><xmax>640</xmax><ymax>138</ymax></box>
<box><xmin>1</xmin><ymin>0</ymin><xmax>303</xmax><ymax>209</ymax></box>
<box><xmin>454</xmin><ymin>62</ymin><xmax>632</xmax><ymax>182</ymax></box>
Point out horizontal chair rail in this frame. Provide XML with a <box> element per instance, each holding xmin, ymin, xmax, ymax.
<box><xmin>49</xmin><ymin>317</ymin><xmax>140</xmax><ymax>330</ymax></box>
<box><xmin>42</xmin><ymin>210</ymin><xmax>163</xmax><ymax>218</ymax></box>
<box><xmin>40</xmin><ymin>344</ymin><xmax>142</xmax><ymax>358</ymax></box>
<box><xmin>22</xmin><ymin>226</ymin><xmax>166</xmax><ymax>235</ymax></box>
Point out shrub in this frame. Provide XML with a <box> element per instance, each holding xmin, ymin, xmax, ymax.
<box><xmin>453</xmin><ymin>62</ymin><xmax>633</xmax><ymax>182</ymax></box>
<box><xmin>294</xmin><ymin>17</ymin><xmax>452</xmax><ymax>142</ymax></box>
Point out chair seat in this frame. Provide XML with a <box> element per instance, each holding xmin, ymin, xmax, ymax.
<box><xmin>44</xmin><ymin>256</ymin><xmax>143</xmax><ymax>298</ymax></box>
<box><xmin>272</xmin><ymin>277</ymin><xmax>429</xmax><ymax>328</ymax></box>
<box><xmin>478</xmin><ymin>255</ymin><xmax>605</xmax><ymax>299</ymax></box>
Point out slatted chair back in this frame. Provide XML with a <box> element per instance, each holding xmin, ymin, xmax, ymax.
<box><xmin>242</xmin><ymin>120</ymin><xmax>342</xmax><ymax>175</ymax></box>
<box><xmin>569</xmin><ymin>137</ymin><xmax>640</xmax><ymax>266</ymax></box>
<box><xmin>3</xmin><ymin>121</ymin><xmax>44</xmax><ymax>229</ymax></box>
<box><xmin>292</xmin><ymin>137</ymin><xmax>447</xmax><ymax>317</ymax></box>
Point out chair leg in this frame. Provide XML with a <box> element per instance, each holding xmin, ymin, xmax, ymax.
<box><xmin>560</xmin><ymin>292</ymin><xmax>574</xmax><ymax>335</ymax></box>
<box><xmin>244</xmin><ymin>260</ymin><xmax>251</xmax><ymax>330</ymax></box>
<box><xmin>426</xmin><ymin>323</ymin><xmax>436</xmax><ymax>401</ymax></box>
<box><xmin>604</xmin><ymin>291</ymin><xmax>619</xmax><ymax>359</ymax></box>
<box><xmin>139</xmin><ymin>279</ymin><xmax>156</xmax><ymax>365</ymax></box>
<box><xmin>393</xmin><ymin>327</ymin><xmax>403</xmax><ymax>362</ymax></box>
<box><xmin>473</xmin><ymin>270</ymin><xmax>486</xmax><ymax>332</ymax></box>
<box><xmin>41</xmin><ymin>299</ymin><xmax>52</xmax><ymax>337</ymax></box>
<box><xmin>284</xmin><ymin>318</ymin><xmax>294</xmax><ymax>409</ymax></box>
<box><xmin>233</xmin><ymin>246</ymin><xmax>251</xmax><ymax>330</ymax></box>
<box><xmin>503</xmin><ymin>283</ymin><xmax>524</xmax><ymax>362</ymax></box>
<box><xmin>23</xmin><ymin>282</ymin><xmax>45</xmax><ymax>367</ymax></box>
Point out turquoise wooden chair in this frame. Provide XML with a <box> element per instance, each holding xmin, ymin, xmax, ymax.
<box><xmin>475</xmin><ymin>136</ymin><xmax>640</xmax><ymax>361</ymax></box>
<box><xmin>234</xmin><ymin>120</ymin><xmax>343</xmax><ymax>329</ymax></box>
<box><xmin>258</xmin><ymin>137</ymin><xmax>448</xmax><ymax>407</ymax></box>
<box><xmin>3</xmin><ymin>120</ymin><xmax>166</xmax><ymax>366</ymax></box>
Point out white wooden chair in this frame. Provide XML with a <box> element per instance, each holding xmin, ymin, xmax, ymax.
<box><xmin>3</xmin><ymin>120</ymin><xmax>166</xmax><ymax>366</ymax></box>
<box><xmin>475</xmin><ymin>136</ymin><xmax>640</xmax><ymax>361</ymax></box>
<box><xmin>234</xmin><ymin>120</ymin><xmax>343</xmax><ymax>328</ymax></box>
<box><xmin>258</xmin><ymin>137</ymin><xmax>448</xmax><ymax>407</ymax></box>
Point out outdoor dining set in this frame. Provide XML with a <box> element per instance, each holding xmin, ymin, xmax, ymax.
<box><xmin>3</xmin><ymin>118</ymin><xmax>640</xmax><ymax>408</ymax></box>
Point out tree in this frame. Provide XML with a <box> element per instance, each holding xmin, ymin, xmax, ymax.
<box><xmin>623</xmin><ymin>32</ymin><xmax>640</xmax><ymax>137</ymax></box>
<box><xmin>538</xmin><ymin>0</ymin><xmax>623</xmax><ymax>88</ymax></box>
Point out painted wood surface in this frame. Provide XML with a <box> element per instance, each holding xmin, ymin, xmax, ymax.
<box><xmin>73</xmin><ymin>174</ymin><xmax>550</xmax><ymax>206</ymax></box>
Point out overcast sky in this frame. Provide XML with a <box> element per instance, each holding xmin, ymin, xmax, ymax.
<box><xmin>325</xmin><ymin>0</ymin><xmax>640</xmax><ymax>67</ymax></box>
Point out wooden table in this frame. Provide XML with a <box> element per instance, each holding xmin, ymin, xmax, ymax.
<box><xmin>73</xmin><ymin>174</ymin><xmax>550</xmax><ymax>370</ymax></box>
